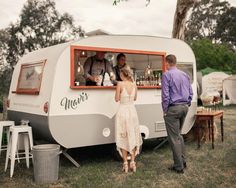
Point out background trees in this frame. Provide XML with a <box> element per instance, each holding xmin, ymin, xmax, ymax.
<box><xmin>185</xmin><ymin>0</ymin><xmax>230</xmax><ymax>42</ymax></box>
<box><xmin>0</xmin><ymin>0</ymin><xmax>84</xmax><ymax>96</ymax></box>
<box><xmin>215</xmin><ymin>6</ymin><xmax>236</xmax><ymax>49</ymax></box>
<box><xmin>185</xmin><ymin>0</ymin><xmax>236</xmax><ymax>49</ymax></box>
<box><xmin>0</xmin><ymin>0</ymin><xmax>84</xmax><ymax>113</ymax></box>
<box><xmin>5</xmin><ymin>0</ymin><xmax>84</xmax><ymax>69</ymax></box>
<box><xmin>185</xmin><ymin>0</ymin><xmax>236</xmax><ymax>72</ymax></box>
<box><xmin>189</xmin><ymin>39</ymin><xmax>236</xmax><ymax>73</ymax></box>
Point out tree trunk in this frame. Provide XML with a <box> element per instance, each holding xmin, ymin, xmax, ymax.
<box><xmin>172</xmin><ymin>0</ymin><xmax>198</xmax><ymax>40</ymax></box>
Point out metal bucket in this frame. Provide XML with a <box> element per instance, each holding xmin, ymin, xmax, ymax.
<box><xmin>32</xmin><ymin>144</ymin><xmax>61</xmax><ymax>184</ymax></box>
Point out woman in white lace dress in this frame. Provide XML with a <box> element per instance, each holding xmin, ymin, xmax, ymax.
<box><xmin>115</xmin><ymin>65</ymin><xmax>143</xmax><ymax>173</ymax></box>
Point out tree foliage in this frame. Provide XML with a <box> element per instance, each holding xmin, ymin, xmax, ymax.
<box><xmin>185</xmin><ymin>0</ymin><xmax>230</xmax><ymax>42</ymax></box>
<box><xmin>0</xmin><ymin>0</ymin><xmax>84</xmax><ymax>97</ymax></box>
<box><xmin>215</xmin><ymin>6</ymin><xmax>236</xmax><ymax>49</ymax></box>
<box><xmin>6</xmin><ymin>0</ymin><xmax>84</xmax><ymax>67</ymax></box>
<box><xmin>0</xmin><ymin>29</ymin><xmax>11</xmax><ymax>96</ymax></box>
<box><xmin>0</xmin><ymin>29</ymin><xmax>10</xmax><ymax>69</ymax></box>
<box><xmin>190</xmin><ymin>39</ymin><xmax>236</xmax><ymax>73</ymax></box>
<box><xmin>185</xmin><ymin>0</ymin><xmax>236</xmax><ymax>73</ymax></box>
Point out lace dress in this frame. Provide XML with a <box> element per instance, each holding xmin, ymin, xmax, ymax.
<box><xmin>115</xmin><ymin>82</ymin><xmax>143</xmax><ymax>156</ymax></box>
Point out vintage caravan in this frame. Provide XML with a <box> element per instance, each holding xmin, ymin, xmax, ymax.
<box><xmin>8</xmin><ymin>35</ymin><xmax>197</xmax><ymax>163</ymax></box>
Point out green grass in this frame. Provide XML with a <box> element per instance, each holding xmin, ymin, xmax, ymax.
<box><xmin>1</xmin><ymin>106</ymin><xmax>236</xmax><ymax>188</ymax></box>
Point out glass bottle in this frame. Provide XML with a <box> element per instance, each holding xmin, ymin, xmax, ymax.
<box><xmin>77</xmin><ymin>61</ymin><xmax>83</xmax><ymax>74</ymax></box>
<box><xmin>154</xmin><ymin>75</ymin><xmax>158</xmax><ymax>86</ymax></box>
<box><xmin>150</xmin><ymin>75</ymin><xmax>154</xmax><ymax>86</ymax></box>
<box><xmin>158</xmin><ymin>73</ymin><xmax>162</xmax><ymax>86</ymax></box>
<box><xmin>136</xmin><ymin>76</ymin><xmax>140</xmax><ymax>86</ymax></box>
<box><xmin>140</xmin><ymin>76</ymin><xmax>144</xmax><ymax>86</ymax></box>
<box><xmin>147</xmin><ymin>76</ymin><xmax>150</xmax><ymax>86</ymax></box>
<box><xmin>143</xmin><ymin>76</ymin><xmax>146</xmax><ymax>86</ymax></box>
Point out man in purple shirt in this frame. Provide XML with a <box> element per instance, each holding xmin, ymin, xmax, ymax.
<box><xmin>161</xmin><ymin>54</ymin><xmax>193</xmax><ymax>174</ymax></box>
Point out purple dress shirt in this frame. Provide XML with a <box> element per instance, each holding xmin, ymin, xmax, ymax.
<box><xmin>161</xmin><ymin>67</ymin><xmax>193</xmax><ymax>113</ymax></box>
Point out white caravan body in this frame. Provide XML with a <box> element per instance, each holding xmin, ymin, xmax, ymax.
<box><xmin>8</xmin><ymin>35</ymin><xmax>197</xmax><ymax>148</ymax></box>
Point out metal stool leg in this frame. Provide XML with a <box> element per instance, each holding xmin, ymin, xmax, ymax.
<box><xmin>28</xmin><ymin>129</ymin><xmax>34</xmax><ymax>165</ymax></box>
<box><xmin>10</xmin><ymin>131</ymin><xmax>18</xmax><ymax>178</ymax></box>
<box><xmin>28</xmin><ymin>129</ymin><xmax>33</xmax><ymax>150</ymax></box>
<box><xmin>16</xmin><ymin>142</ymin><xmax>20</xmax><ymax>163</ymax></box>
<box><xmin>5</xmin><ymin>134</ymin><xmax>12</xmax><ymax>171</ymax></box>
<box><xmin>24</xmin><ymin>133</ymin><xmax>30</xmax><ymax>168</ymax></box>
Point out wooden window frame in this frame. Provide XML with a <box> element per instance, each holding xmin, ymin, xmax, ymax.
<box><xmin>70</xmin><ymin>45</ymin><xmax>166</xmax><ymax>89</ymax></box>
<box><xmin>15</xmin><ymin>60</ymin><xmax>46</xmax><ymax>95</ymax></box>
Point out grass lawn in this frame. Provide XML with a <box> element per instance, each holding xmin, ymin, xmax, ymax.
<box><xmin>0</xmin><ymin>106</ymin><xmax>236</xmax><ymax>188</ymax></box>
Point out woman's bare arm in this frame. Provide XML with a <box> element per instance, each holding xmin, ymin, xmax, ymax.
<box><xmin>134</xmin><ymin>84</ymin><xmax>137</xmax><ymax>101</ymax></box>
<box><xmin>115</xmin><ymin>82</ymin><xmax>121</xmax><ymax>102</ymax></box>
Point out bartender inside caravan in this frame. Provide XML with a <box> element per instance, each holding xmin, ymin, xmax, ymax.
<box><xmin>113</xmin><ymin>53</ymin><xmax>127</xmax><ymax>82</ymax></box>
<box><xmin>83</xmin><ymin>51</ymin><xmax>115</xmax><ymax>86</ymax></box>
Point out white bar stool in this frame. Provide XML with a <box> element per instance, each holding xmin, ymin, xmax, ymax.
<box><xmin>5</xmin><ymin>125</ymin><xmax>33</xmax><ymax>178</ymax></box>
<box><xmin>0</xmin><ymin>121</ymin><xmax>15</xmax><ymax>155</ymax></box>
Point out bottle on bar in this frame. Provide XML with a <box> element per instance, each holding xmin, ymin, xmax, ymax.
<box><xmin>147</xmin><ymin>77</ymin><xmax>149</xmax><ymax>86</ymax></box>
<box><xmin>144</xmin><ymin>76</ymin><xmax>147</xmax><ymax>86</ymax></box>
<box><xmin>136</xmin><ymin>76</ymin><xmax>140</xmax><ymax>86</ymax></box>
<box><xmin>150</xmin><ymin>76</ymin><xmax>153</xmax><ymax>86</ymax></box>
<box><xmin>158</xmin><ymin>73</ymin><xmax>161</xmax><ymax>86</ymax></box>
<box><xmin>140</xmin><ymin>76</ymin><xmax>144</xmax><ymax>86</ymax></box>
<box><xmin>154</xmin><ymin>74</ymin><xmax>158</xmax><ymax>86</ymax></box>
<box><xmin>139</xmin><ymin>76</ymin><xmax>142</xmax><ymax>86</ymax></box>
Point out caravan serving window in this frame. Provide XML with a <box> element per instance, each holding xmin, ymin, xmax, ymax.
<box><xmin>70</xmin><ymin>46</ymin><xmax>166</xmax><ymax>89</ymax></box>
<box><xmin>16</xmin><ymin>60</ymin><xmax>46</xmax><ymax>95</ymax></box>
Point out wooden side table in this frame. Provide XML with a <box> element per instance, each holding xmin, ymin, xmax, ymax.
<box><xmin>195</xmin><ymin>110</ymin><xmax>224</xmax><ymax>149</ymax></box>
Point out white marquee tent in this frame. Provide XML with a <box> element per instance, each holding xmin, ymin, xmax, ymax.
<box><xmin>202</xmin><ymin>72</ymin><xmax>230</xmax><ymax>94</ymax></box>
<box><xmin>223</xmin><ymin>75</ymin><xmax>236</xmax><ymax>106</ymax></box>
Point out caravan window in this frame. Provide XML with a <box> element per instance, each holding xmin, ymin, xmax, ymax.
<box><xmin>70</xmin><ymin>46</ymin><xmax>166</xmax><ymax>89</ymax></box>
<box><xmin>16</xmin><ymin>60</ymin><xmax>46</xmax><ymax>95</ymax></box>
<box><xmin>177</xmin><ymin>63</ymin><xmax>193</xmax><ymax>83</ymax></box>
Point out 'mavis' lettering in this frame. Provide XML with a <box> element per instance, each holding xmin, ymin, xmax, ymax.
<box><xmin>60</xmin><ymin>92</ymin><xmax>89</xmax><ymax>110</ymax></box>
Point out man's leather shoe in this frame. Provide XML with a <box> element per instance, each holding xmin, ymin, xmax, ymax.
<box><xmin>168</xmin><ymin>166</ymin><xmax>184</xmax><ymax>174</ymax></box>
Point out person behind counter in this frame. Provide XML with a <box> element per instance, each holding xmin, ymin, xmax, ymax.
<box><xmin>83</xmin><ymin>51</ymin><xmax>115</xmax><ymax>86</ymax></box>
<box><xmin>113</xmin><ymin>53</ymin><xmax>127</xmax><ymax>83</ymax></box>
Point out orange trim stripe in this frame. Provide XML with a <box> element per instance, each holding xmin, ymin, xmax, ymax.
<box><xmin>70</xmin><ymin>46</ymin><xmax>166</xmax><ymax>89</ymax></box>
<box><xmin>70</xmin><ymin>45</ymin><xmax>166</xmax><ymax>56</ymax></box>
